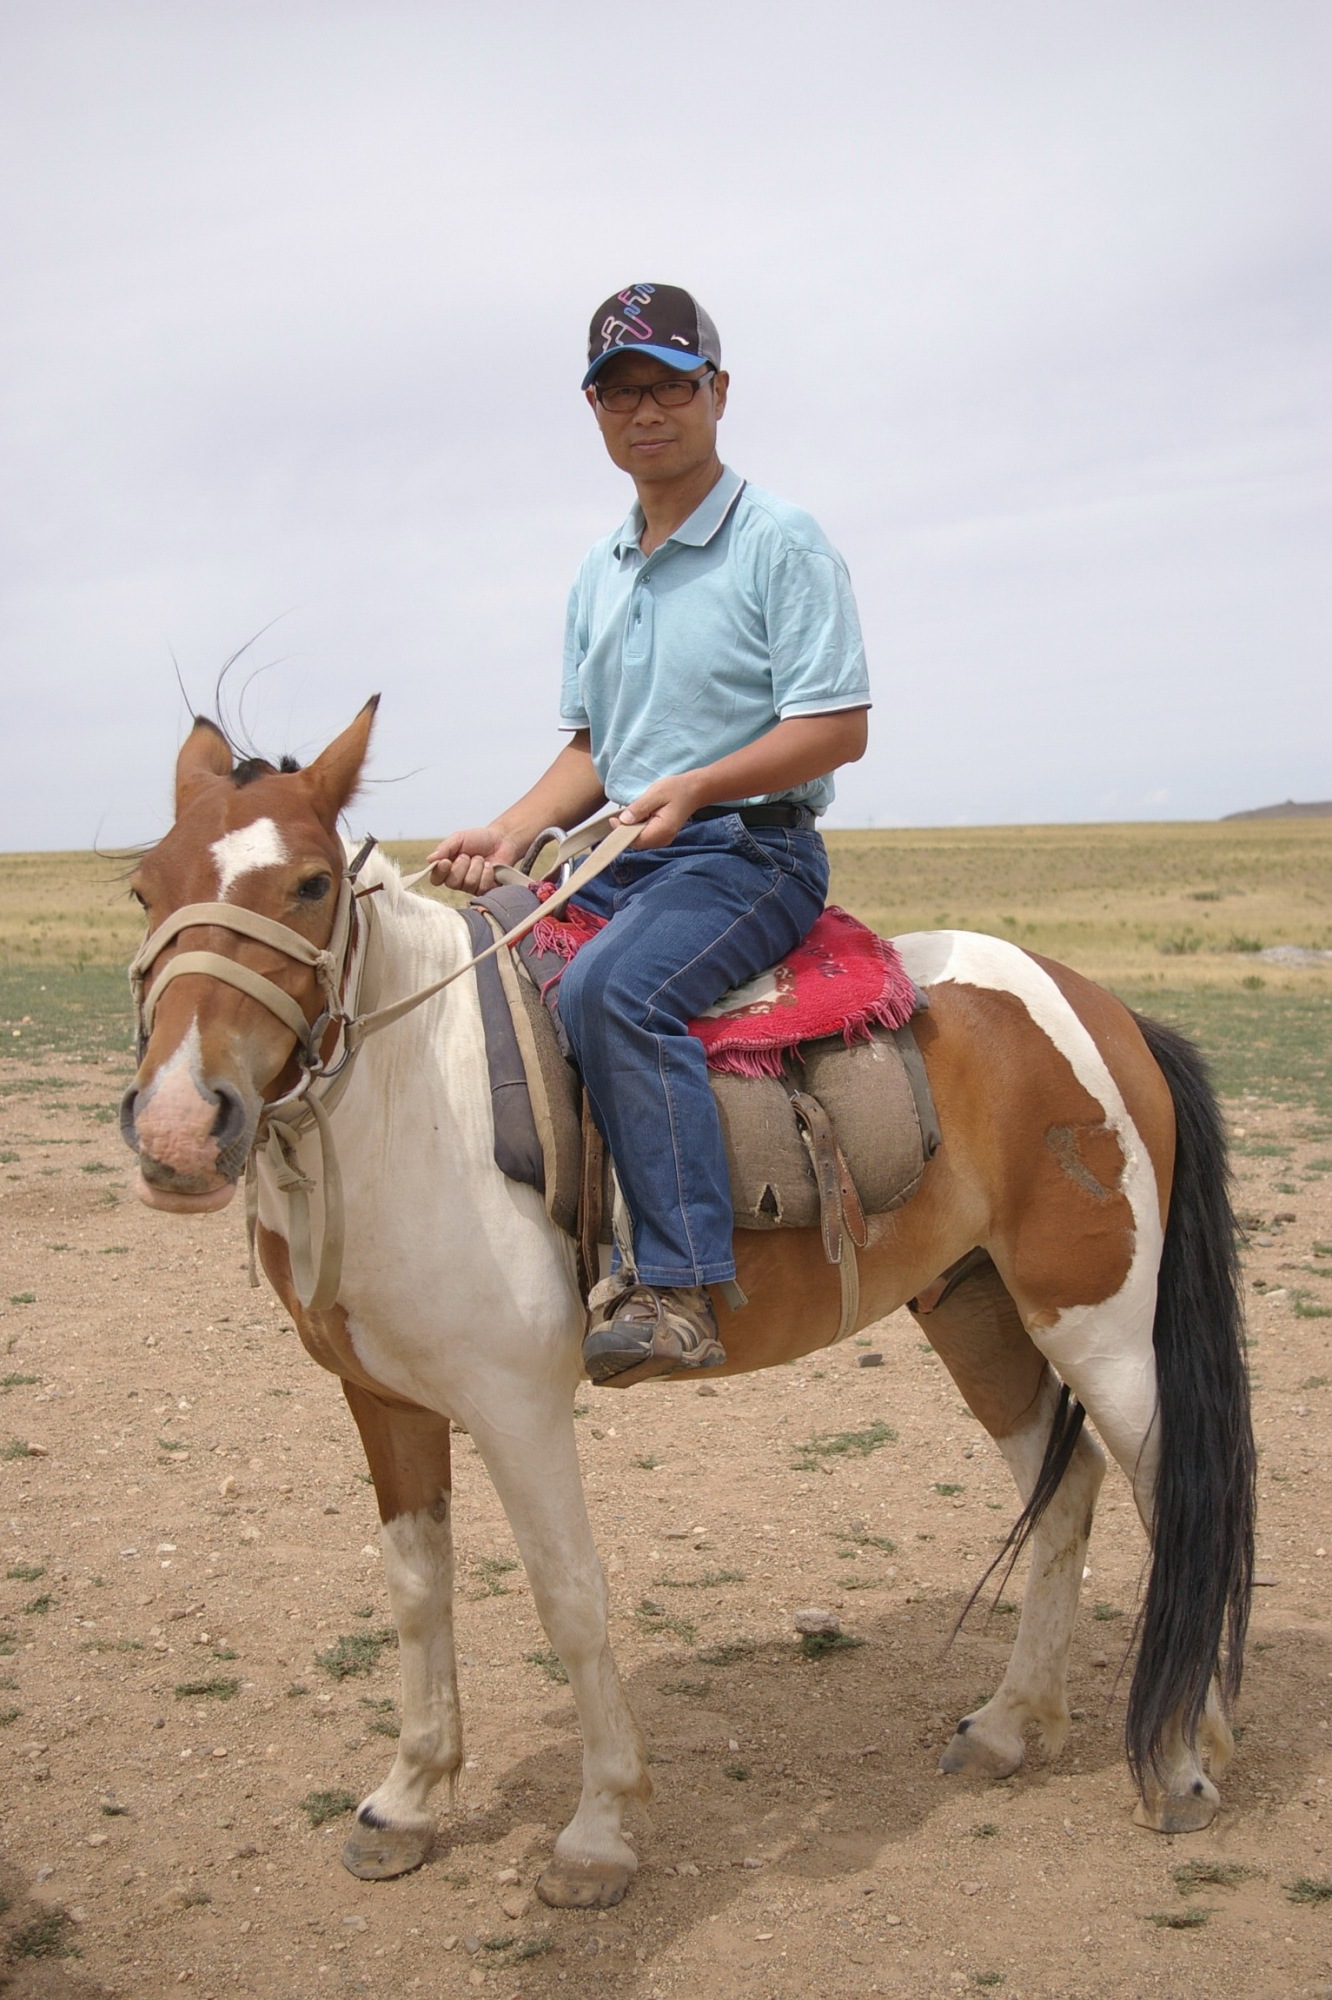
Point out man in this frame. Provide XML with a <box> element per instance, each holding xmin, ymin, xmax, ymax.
<box><xmin>429</xmin><ymin>283</ymin><xmax>870</xmax><ymax>1382</ymax></box>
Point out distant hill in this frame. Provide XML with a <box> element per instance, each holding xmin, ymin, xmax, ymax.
<box><xmin>1222</xmin><ymin>799</ymin><xmax>1332</xmax><ymax>821</ymax></box>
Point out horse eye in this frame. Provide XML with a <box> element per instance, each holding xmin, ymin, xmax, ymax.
<box><xmin>130</xmin><ymin>887</ymin><xmax>148</xmax><ymax>910</ymax></box>
<box><xmin>296</xmin><ymin>873</ymin><xmax>332</xmax><ymax>903</ymax></box>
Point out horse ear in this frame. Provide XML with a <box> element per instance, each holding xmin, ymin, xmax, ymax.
<box><xmin>302</xmin><ymin>696</ymin><xmax>380</xmax><ymax>827</ymax></box>
<box><xmin>175</xmin><ymin>718</ymin><xmax>233</xmax><ymax>816</ymax></box>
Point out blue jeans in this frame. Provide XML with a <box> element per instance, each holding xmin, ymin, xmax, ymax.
<box><xmin>557</xmin><ymin>815</ymin><xmax>830</xmax><ymax>1286</ymax></box>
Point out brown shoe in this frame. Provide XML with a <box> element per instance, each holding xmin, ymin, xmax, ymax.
<box><xmin>583</xmin><ymin>1280</ymin><xmax>726</xmax><ymax>1383</ymax></box>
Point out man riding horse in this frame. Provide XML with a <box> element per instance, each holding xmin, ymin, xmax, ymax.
<box><xmin>429</xmin><ymin>283</ymin><xmax>871</xmax><ymax>1382</ymax></box>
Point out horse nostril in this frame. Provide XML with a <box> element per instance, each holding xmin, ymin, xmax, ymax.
<box><xmin>211</xmin><ymin>1085</ymin><xmax>249</xmax><ymax>1151</ymax></box>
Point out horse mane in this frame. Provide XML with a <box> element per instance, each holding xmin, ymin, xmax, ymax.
<box><xmin>231</xmin><ymin>752</ymin><xmax>303</xmax><ymax>787</ymax></box>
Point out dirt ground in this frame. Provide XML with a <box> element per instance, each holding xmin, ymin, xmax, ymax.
<box><xmin>1</xmin><ymin>1049</ymin><xmax>1330</xmax><ymax>2000</ymax></box>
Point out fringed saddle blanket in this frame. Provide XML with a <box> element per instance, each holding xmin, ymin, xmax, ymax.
<box><xmin>530</xmin><ymin>894</ymin><xmax>920</xmax><ymax>1080</ymax></box>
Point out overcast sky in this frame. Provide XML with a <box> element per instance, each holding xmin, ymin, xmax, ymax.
<box><xmin>2</xmin><ymin>2</ymin><xmax>1328</xmax><ymax>852</ymax></box>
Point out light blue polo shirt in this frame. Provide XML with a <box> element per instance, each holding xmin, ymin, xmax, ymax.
<box><xmin>559</xmin><ymin>466</ymin><xmax>870</xmax><ymax>816</ymax></box>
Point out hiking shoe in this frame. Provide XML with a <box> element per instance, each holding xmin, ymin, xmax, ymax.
<box><xmin>583</xmin><ymin>1280</ymin><xmax>726</xmax><ymax>1383</ymax></box>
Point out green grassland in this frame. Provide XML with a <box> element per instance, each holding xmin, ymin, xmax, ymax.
<box><xmin>2</xmin><ymin>819</ymin><xmax>1328</xmax><ymax>1109</ymax></box>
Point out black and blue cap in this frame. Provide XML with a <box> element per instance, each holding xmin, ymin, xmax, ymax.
<box><xmin>582</xmin><ymin>283</ymin><xmax>721</xmax><ymax>390</ymax></box>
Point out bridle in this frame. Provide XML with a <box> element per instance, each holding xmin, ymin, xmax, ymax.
<box><xmin>127</xmin><ymin>814</ymin><xmax>640</xmax><ymax>1310</ymax></box>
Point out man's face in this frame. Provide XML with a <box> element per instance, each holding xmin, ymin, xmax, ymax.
<box><xmin>585</xmin><ymin>352</ymin><xmax>729</xmax><ymax>486</ymax></box>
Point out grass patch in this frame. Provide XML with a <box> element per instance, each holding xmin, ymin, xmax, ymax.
<box><xmin>524</xmin><ymin>1647</ymin><xmax>569</xmax><ymax>1685</ymax></box>
<box><xmin>1093</xmin><ymin>1602</ymin><xmax>1125</xmax><ymax>1622</ymax></box>
<box><xmin>1292</xmin><ymin>1291</ymin><xmax>1332</xmax><ymax>1320</ymax></box>
<box><xmin>6</xmin><ymin>1564</ymin><xmax>43</xmax><ymax>1582</ymax></box>
<box><xmin>662</xmin><ymin>1677</ymin><xmax>713</xmax><ymax>1698</ymax></box>
<box><xmin>1173</xmin><ymin>1860</ymin><xmax>1252</xmax><ymax>1895</ymax></box>
<box><xmin>696</xmin><ymin>1639</ymin><xmax>758</xmax><ymax>1667</ymax></box>
<box><xmin>22</xmin><ymin>1594</ymin><xmax>52</xmax><ymax>1616</ymax></box>
<box><xmin>174</xmin><ymin>1677</ymin><xmax>239</xmax><ymax>1701</ymax></box>
<box><xmin>974</xmin><ymin>1978</ymin><xmax>1004</xmax><ymax>1991</ymax></box>
<box><xmin>0</xmin><ymin>1706</ymin><xmax>20</xmax><ymax>1725</ymax></box>
<box><xmin>799</xmin><ymin>1631</ymin><xmax>866</xmax><ymax>1660</ymax></box>
<box><xmin>971</xmin><ymin>1822</ymin><xmax>1000</xmax><ymax>1839</ymax></box>
<box><xmin>632</xmin><ymin>1454</ymin><xmax>663</xmax><ymax>1471</ymax></box>
<box><xmin>314</xmin><ymin>1629</ymin><xmax>397</xmax><ymax>1679</ymax></box>
<box><xmin>301</xmin><ymin>1788</ymin><xmax>357</xmax><ymax>1828</ymax></box>
<box><xmin>1</xmin><ymin>1440</ymin><xmax>34</xmax><ymax>1461</ymax></box>
<box><xmin>651</xmin><ymin>1569</ymin><xmax>745</xmax><ymax>1589</ymax></box>
<box><xmin>79</xmin><ymin>1637</ymin><xmax>143</xmax><ymax>1654</ymax></box>
<box><xmin>6</xmin><ymin>1906</ymin><xmax>78</xmax><ymax>1961</ymax></box>
<box><xmin>634</xmin><ymin>1601</ymin><xmax>697</xmax><ymax>1646</ymax></box>
<box><xmin>157</xmin><ymin>1437</ymin><xmax>189</xmax><ymax>1453</ymax></box>
<box><xmin>7</xmin><ymin>1296</ymin><xmax>35</xmax><ymax>1308</ymax></box>
<box><xmin>934</xmin><ymin>1482</ymin><xmax>964</xmax><ymax>1496</ymax></box>
<box><xmin>835</xmin><ymin>1529</ymin><xmax>897</xmax><ymax>1554</ymax></box>
<box><xmin>1285</xmin><ymin>1876</ymin><xmax>1332</xmax><ymax>1905</ymax></box>
<box><xmin>1116</xmin><ymin>986</ymin><xmax>1332</xmax><ymax>1115</ymax></box>
<box><xmin>510</xmin><ymin>1938</ymin><xmax>554</xmax><ymax>1963</ymax></box>
<box><xmin>791</xmin><ymin>1420</ymin><xmax>895</xmax><ymax>1472</ymax></box>
<box><xmin>0</xmin><ymin>1375</ymin><xmax>38</xmax><ymax>1391</ymax></box>
<box><xmin>723</xmin><ymin>1762</ymin><xmax>750</xmax><ymax>1781</ymax></box>
<box><xmin>1145</xmin><ymin>1908</ymin><xmax>1210</xmax><ymax>1929</ymax></box>
<box><xmin>471</xmin><ymin>1556</ymin><xmax>519</xmax><ymax>1598</ymax></box>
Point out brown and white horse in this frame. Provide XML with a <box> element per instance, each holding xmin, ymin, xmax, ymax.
<box><xmin>120</xmin><ymin>701</ymin><xmax>1254</xmax><ymax>1909</ymax></box>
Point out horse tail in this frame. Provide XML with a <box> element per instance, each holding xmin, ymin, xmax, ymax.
<box><xmin>1125</xmin><ymin>1012</ymin><xmax>1255</xmax><ymax>1788</ymax></box>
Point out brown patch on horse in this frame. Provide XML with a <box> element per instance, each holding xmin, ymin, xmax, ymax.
<box><xmin>909</xmin><ymin>1255</ymin><xmax>1047</xmax><ymax>1441</ymax></box>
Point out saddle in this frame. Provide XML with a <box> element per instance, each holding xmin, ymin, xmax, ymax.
<box><xmin>459</xmin><ymin>887</ymin><xmax>941</xmax><ymax>1345</ymax></box>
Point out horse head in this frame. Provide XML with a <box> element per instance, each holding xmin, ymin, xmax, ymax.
<box><xmin>120</xmin><ymin>698</ymin><xmax>378</xmax><ymax>1212</ymax></box>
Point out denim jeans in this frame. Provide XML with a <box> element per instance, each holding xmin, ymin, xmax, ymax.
<box><xmin>557</xmin><ymin>815</ymin><xmax>830</xmax><ymax>1286</ymax></box>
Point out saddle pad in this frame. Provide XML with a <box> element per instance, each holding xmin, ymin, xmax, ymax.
<box><xmin>529</xmin><ymin>894</ymin><xmax>922</xmax><ymax>1077</ymax></box>
<box><xmin>465</xmin><ymin>891</ymin><xmax>940</xmax><ymax>1239</ymax></box>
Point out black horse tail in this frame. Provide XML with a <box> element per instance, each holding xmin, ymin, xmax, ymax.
<box><xmin>1126</xmin><ymin>1012</ymin><xmax>1255</xmax><ymax>1789</ymax></box>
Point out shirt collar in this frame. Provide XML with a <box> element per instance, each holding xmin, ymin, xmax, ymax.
<box><xmin>611</xmin><ymin>465</ymin><xmax>745</xmax><ymax>561</ymax></box>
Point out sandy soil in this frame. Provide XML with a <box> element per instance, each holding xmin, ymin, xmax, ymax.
<box><xmin>1</xmin><ymin>1052</ymin><xmax>1330</xmax><ymax>2000</ymax></box>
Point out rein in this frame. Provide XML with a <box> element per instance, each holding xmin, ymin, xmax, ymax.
<box><xmin>130</xmin><ymin>814</ymin><xmax>641</xmax><ymax>1309</ymax></box>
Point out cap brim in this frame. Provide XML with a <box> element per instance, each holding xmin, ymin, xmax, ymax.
<box><xmin>581</xmin><ymin>344</ymin><xmax>708</xmax><ymax>390</ymax></box>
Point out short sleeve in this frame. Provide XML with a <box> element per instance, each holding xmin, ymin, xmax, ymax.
<box><xmin>559</xmin><ymin>573</ymin><xmax>590</xmax><ymax>729</ymax></box>
<box><xmin>764</xmin><ymin>546</ymin><xmax>871</xmax><ymax>719</ymax></box>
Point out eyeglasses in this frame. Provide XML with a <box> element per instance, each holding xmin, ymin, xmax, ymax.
<box><xmin>593</xmin><ymin>369</ymin><xmax>715</xmax><ymax>413</ymax></box>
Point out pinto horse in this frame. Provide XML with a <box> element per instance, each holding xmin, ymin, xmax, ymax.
<box><xmin>120</xmin><ymin>701</ymin><xmax>1254</xmax><ymax>1909</ymax></box>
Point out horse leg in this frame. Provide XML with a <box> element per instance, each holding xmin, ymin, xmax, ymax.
<box><xmin>914</xmin><ymin>1259</ymin><xmax>1106</xmax><ymax>1779</ymax></box>
<box><xmin>338</xmin><ymin>1381</ymin><xmax>461</xmax><ymax>1880</ymax></box>
<box><xmin>462</xmin><ymin>1401</ymin><xmax>650</xmax><ymax>1910</ymax></box>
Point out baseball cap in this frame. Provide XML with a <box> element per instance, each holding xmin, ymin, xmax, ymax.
<box><xmin>582</xmin><ymin>283</ymin><xmax>721</xmax><ymax>389</ymax></box>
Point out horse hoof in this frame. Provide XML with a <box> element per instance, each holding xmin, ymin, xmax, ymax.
<box><xmin>1133</xmin><ymin>1778</ymin><xmax>1220</xmax><ymax>1834</ymax></box>
<box><xmin>341</xmin><ymin>1809</ymin><xmax>434</xmax><ymax>1880</ymax></box>
<box><xmin>939</xmin><ymin>1720</ymin><xmax>1023</xmax><ymax>1780</ymax></box>
<box><xmin>535</xmin><ymin>1859</ymin><xmax>634</xmax><ymax>1910</ymax></box>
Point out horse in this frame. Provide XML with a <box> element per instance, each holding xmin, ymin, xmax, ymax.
<box><xmin>118</xmin><ymin>700</ymin><xmax>1254</xmax><ymax>1910</ymax></box>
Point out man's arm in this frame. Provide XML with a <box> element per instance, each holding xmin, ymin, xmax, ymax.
<box><xmin>618</xmin><ymin>707</ymin><xmax>869</xmax><ymax>849</ymax></box>
<box><xmin>427</xmin><ymin>730</ymin><xmax>607</xmax><ymax>891</ymax></box>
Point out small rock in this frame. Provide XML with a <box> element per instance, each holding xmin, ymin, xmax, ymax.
<box><xmin>696</xmin><ymin>1384</ymin><xmax>719</xmax><ymax>1397</ymax></box>
<box><xmin>1089</xmin><ymin>1652</ymin><xmax>1108</xmax><ymax>1669</ymax></box>
<box><xmin>86</xmin><ymin>1833</ymin><xmax>109</xmax><ymax>1847</ymax></box>
<box><xmin>676</xmin><ymin>1861</ymin><xmax>700</xmax><ymax>1876</ymax></box>
<box><xmin>462</xmin><ymin>1934</ymin><xmax>481</xmax><ymax>1955</ymax></box>
<box><xmin>342</xmin><ymin>1915</ymin><xmax>368</xmax><ymax>1931</ymax></box>
<box><xmin>219</xmin><ymin>1476</ymin><xmax>238</xmax><ymax>1498</ymax></box>
<box><xmin>1254</xmin><ymin>1573</ymin><xmax>1278</xmax><ymax>1587</ymax></box>
<box><xmin>741</xmin><ymin>1856</ymin><xmax>764</xmax><ymax>1869</ymax></box>
<box><xmin>794</xmin><ymin>1607</ymin><xmax>840</xmax><ymax>1637</ymax></box>
<box><xmin>884</xmin><ymin>1912</ymin><xmax>903</xmax><ymax>1926</ymax></box>
<box><xmin>27</xmin><ymin>1443</ymin><xmax>49</xmax><ymax>1458</ymax></box>
<box><xmin>856</xmin><ymin>1352</ymin><xmax>884</xmax><ymax>1368</ymax></box>
<box><xmin>495</xmin><ymin>1867</ymin><xmax>520</xmax><ymax>1885</ymax></box>
<box><xmin>1253</xmin><ymin>1234</ymin><xmax>1276</xmax><ymax>1247</ymax></box>
<box><xmin>664</xmin><ymin>1528</ymin><xmax>691</xmax><ymax>1540</ymax></box>
<box><xmin>322</xmin><ymin>1504</ymin><xmax>340</xmax><ymax>1516</ymax></box>
<box><xmin>499</xmin><ymin>1889</ymin><xmax>529</xmax><ymax>1920</ymax></box>
<box><xmin>960</xmin><ymin>1880</ymin><xmax>983</xmax><ymax>1896</ymax></box>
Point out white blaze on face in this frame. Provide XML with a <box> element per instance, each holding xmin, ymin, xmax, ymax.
<box><xmin>211</xmin><ymin>817</ymin><xmax>288</xmax><ymax>900</ymax></box>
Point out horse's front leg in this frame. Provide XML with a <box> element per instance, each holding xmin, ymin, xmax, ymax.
<box><xmin>464</xmin><ymin>1394</ymin><xmax>650</xmax><ymax>1910</ymax></box>
<box><xmin>339</xmin><ymin>1382</ymin><xmax>461</xmax><ymax>1880</ymax></box>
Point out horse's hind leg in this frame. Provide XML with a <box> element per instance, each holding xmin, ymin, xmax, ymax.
<box><xmin>915</xmin><ymin>1259</ymin><xmax>1106</xmax><ymax>1779</ymax></box>
<box><xmin>339</xmin><ymin>1382</ymin><xmax>461</xmax><ymax>1880</ymax></box>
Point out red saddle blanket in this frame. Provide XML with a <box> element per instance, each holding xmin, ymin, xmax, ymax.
<box><xmin>530</xmin><ymin>894</ymin><xmax>920</xmax><ymax>1080</ymax></box>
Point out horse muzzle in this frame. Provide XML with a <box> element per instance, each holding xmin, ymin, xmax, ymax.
<box><xmin>121</xmin><ymin>1062</ymin><xmax>258</xmax><ymax>1207</ymax></box>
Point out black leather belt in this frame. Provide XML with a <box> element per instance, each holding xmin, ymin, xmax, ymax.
<box><xmin>691</xmin><ymin>803</ymin><xmax>817</xmax><ymax>830</ymax></box>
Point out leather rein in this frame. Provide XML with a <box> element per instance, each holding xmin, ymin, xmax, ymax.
<box><xmin>128</xmin><ymin>815</ymin><xmax>641</xmax><ymax>1311</ymax></box>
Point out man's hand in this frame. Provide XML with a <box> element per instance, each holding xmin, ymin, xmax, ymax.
<box><xmin>426</xmin><ymin>825</ymin><xmax>522</xmax><ymax>893</ymax></box>
<box><xmin>616</xmin><ymin>772</ymin><xmax>705</xmax><ymax>849</ymax></box>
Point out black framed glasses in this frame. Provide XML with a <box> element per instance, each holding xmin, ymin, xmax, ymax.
<box><xmin>593</xmin><ymin>368</ymin><xmax>715</xmax><ymax>413</ymax></box>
